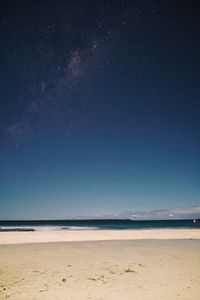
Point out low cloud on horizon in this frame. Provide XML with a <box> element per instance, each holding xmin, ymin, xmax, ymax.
<box><xmin>75</xmin><ymin>206</ymin><xmax>200</xmax><ymax>220</ymax></box>
<box><xmin>117</xmin><ymin>206</ymin><xmax>200</xmax><ymax>220</ymax></box>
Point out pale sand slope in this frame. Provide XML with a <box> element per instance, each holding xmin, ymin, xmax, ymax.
<box><xmin>0</xmin><ymin>229</ymin><xmax>200</xmax><ymax>244</ymax></box>
<box><xmin>0</xmin><ymin>240</ymin><xmax>200</xmax><ymax>300</ymax></box>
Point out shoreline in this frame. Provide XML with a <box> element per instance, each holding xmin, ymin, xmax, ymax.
<box><xmin>0</xmin><ymin>228</ymin><xmax>200</xmax><ymax>245</ymax></box>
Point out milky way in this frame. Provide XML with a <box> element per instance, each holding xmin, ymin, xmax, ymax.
<box><xmin>0</xmin><ymin>1</ymin><xmax>199</xmax><ymax>219</ymax></box>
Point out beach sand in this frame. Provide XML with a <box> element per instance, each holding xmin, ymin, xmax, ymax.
<box><xmin>0</xmin><ymin>229</ymin><xmax>200</xmax><ymax>245</ymax></box>
<box><xmin>0</xmin><ymin>231</ymin><xmax>200</xmax><ymax>299</ymax></box>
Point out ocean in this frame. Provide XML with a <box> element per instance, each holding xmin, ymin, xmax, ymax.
<box><xmin>0</xmin><ymin>219</ymin><xmax>199</xmax><ymax>231</ymax></box>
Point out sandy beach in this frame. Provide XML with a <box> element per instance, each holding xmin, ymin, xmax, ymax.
<box><xmin>0</xmin><ymin>230</ymin><xmax>199</xmax><ymax>299</ymax></box>
<box><xmin>0</xmin><ymin>228</ymin><xmax>200</xmax><ymax>245</ymax></box>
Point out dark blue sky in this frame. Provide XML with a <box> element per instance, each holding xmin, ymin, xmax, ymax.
<box><xmin>0</xmin><ymin>1</ymin><xmax>199</xmax><ymax>219</ymax></box>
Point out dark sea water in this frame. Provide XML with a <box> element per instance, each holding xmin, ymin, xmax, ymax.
<box><xmin>0</xmin><ymin>219</ymin><xmax>199</xmax><ymax>231</ymax></box>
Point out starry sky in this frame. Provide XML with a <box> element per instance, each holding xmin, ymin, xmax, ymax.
<box><xmin>0</xmin><ymin>1</ymin><xmax>199</xmax><ymax>220</ymax></box>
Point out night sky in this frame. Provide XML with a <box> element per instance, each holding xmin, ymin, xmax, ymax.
<box><xmin>0</xmin><ymin>1</ymin><xmax>199</xmax><ymax>219</ymax></box>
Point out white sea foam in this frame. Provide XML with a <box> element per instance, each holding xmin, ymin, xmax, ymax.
<box><xmin>0</xmin><ymin>226</ymin><xmax>99</xmax><ymax>232</ymax></box>
<box><xmin>0</xmin><ymin>226</ymin><xmax>60</xmax><ymax>231</ymax></box>
<box><xmin>62</xmin><ymin>226</ymin><xmax>99</xmax><ymax>230</ymax></box>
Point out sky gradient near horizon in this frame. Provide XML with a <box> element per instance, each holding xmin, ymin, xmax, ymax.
<box><xmin>0</xmin><ymin>1</ymin><xmax>199</xmax><ymax>219</ymax></box>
